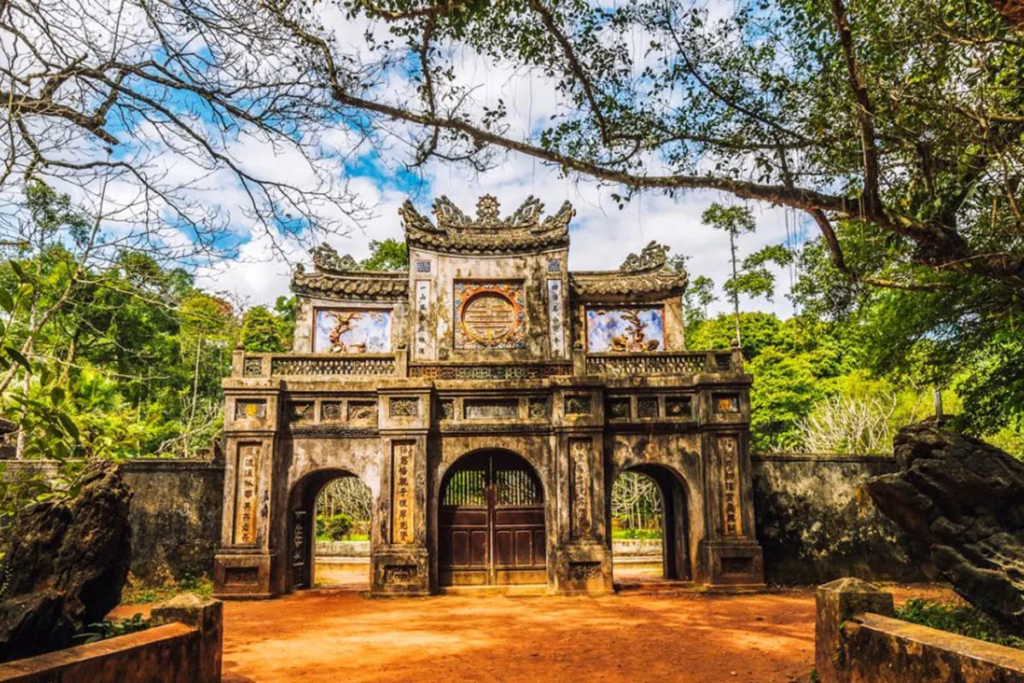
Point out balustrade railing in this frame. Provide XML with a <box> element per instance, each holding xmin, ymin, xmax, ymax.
<box><xmin>238</xmin><ymin>353</ymin><xmax>399</xmax><ymax>378</ymax></box>
<box><xmin>408</xmin><ymin>362</ymin><xmax>573</xmax><ymax>381</ymax></box>
<box><xmin>235</xmin><ymin>350</ymin><xmax>738</xmax><ymax>380</ymax></box>
<box><xmin>584</xmin><ymin>351</ymin><xmax>739</xmax><ymax>376</ymax></box>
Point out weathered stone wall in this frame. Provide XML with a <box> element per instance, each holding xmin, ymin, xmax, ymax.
<box><xmin>121</xmin><ymin>459</ymin><xmax>224</xmax><ymax>583</ymax></box>
<box><xmin>0</xmin><ymin>459</ymin><xmax>224</xmax><ymax>584</ymax></box>
<box><xmin>4</xmin><ymin>451</ymin><xmax>933</xmax><ymax>588</ymax></box>
<box><xmin>752</xmin><ymin>454</ymin><xmax>926</xmax><ymax>585</ymax></box>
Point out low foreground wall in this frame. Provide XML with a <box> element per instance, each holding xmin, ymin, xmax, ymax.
<box><xmin>752</xmin><ymin>454</ymin><xmax>926</xmax><ymax>585</ymax></box>
<box><xmin>0</xmin><ymin>594</ymin><xmax>221</xmax><ymax>683</ymax></box>
<box><xmin>815</xmin><ymin>578</ymin><xmax>1024</xmax><ymax>683</ymax></box>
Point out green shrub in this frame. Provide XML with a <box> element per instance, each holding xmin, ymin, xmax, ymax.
<box><xmin>75</xmin><ymin>613</ymin><xmax>153</xmax><ymax>644</ymax></box>
<box><xmin>321</xmin><ymin>512</ymin><xmax>354</xmax><ymax>541</ymax></box>
<box><xmin>895</xmin><ymin>599</ymin><xmax>1024</xmax><ymax>650</ymax></box>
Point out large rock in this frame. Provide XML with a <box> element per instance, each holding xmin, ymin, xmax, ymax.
<box><xmin>866</xmin><ymin>422</ymin><xmax>1024</xmax><ymax>634</ymax></box>
<box><xmin>0</xmin><ymin>461</ymin><xmax>132</xmax><ymax>662</ymax></box>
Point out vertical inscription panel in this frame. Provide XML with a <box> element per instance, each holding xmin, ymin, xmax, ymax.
<box><xmin>392</xmin><ymin>440</ymin><xmax>416</xmax><ymax>544</ymax></box>
<box><xmin>233</xmin><ymin>444</ymin><xmax>261</xmax><ymax>545</ymax></box>
<box><xmin>547</xmin><ymin>279</ymin><xmax>565</xmax><ymax>357</ymax></box>
<box><xmin>415</xmin><ymin>281</ymin><xmax>431</xmax><ymax>360</ymax></box>
<box><xmin>569</xmin><ymin>438</ymin><xmax>592</xmax><ymax>540</ymax></box>
<box><xmin>720</xmin><ymin>436</ymin><xmax>741</xmax><ymax>537</ymax></box>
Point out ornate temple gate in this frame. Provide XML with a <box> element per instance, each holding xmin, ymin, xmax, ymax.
<box><xmin>214</xmin><ymin>195</ymin><xmax>766</xmax><ymax>599</ymax></box>
<box><xmin>439</xmin><ymin>451</ymin><xmax>546</xmax><ymax>586</ymax></box>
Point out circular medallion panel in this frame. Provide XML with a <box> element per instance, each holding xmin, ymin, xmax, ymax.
<box><xmin>460</xmin><ymin>290</ymin><xmax>521</xmax><ymax>344</ymax></box>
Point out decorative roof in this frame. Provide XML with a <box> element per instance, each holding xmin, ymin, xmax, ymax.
<box><xmin>291</xmin><ymin>244</ymin><xmax>408</xmax><ymax>300</ymax></box>
<box><xmin>400</xmin><ymin>195</ymin><xmax>573</xmax><ymax>254</ymax></box>
<box><xmin>571</xmin><ymin>241</ymin><xmax>688</xmax><ymax>300</ymax></box>
<box><xmin>310</xmin><ymin>244</ymin><xmax>359</xmax><ymax>273</ymax></box>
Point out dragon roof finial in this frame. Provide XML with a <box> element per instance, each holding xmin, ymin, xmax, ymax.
<box><xmin>619</xmin><ymin>241</ymin><xmax>669</xmax><ymax>273</ymax></box>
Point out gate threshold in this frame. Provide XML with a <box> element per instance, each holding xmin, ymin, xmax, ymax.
<box><xmin>439</xmin><ymin>584</ymin><xmax>547</xmax><ymax>597</ymax></box>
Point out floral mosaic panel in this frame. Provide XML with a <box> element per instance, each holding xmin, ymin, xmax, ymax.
<box><xmin>585</xmin><ymin>307</ymin><xmax>664</xmax><ymax>353</ymax></box>
<box><xmin>313</xmin><ymin>308</ymin><xmax>392</xmax><ymax>354</ymax></box>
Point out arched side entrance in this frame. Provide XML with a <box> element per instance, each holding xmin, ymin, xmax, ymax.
<box><xmin>439</xmin><ymin>450</ymin><xmax>546</xmax><ymax>586</ymax></box>
<box><xmin>287</xmin><ymin>468</ymin><xmax>371</xmax><ymax>591</ymax></box>
<box><xmin>611</xmin><ymin>465</ymin><xmax>690</xmax><ymax>583</ymax></box>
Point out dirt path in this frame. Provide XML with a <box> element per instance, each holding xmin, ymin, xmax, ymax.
<box><xmin>116</xmin><ymin>583</ymin><xmax>954</xmax><ymax>683</ymax></box>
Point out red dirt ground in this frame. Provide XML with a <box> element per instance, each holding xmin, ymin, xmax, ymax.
<box><xmin>114</xmin><ymin>575</ymin><xmax>955</xmax><ymax>683</ymax></box>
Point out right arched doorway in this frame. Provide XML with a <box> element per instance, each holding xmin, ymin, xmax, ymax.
<box><xmin>439</xmin><ymin>450</ymin><xmax>546</xmax><ymax>586</ymax></box>
<box><xmin>611</xmin><ymin>465</ymin><xmax>690</xmax><ymax>582</ymax></box>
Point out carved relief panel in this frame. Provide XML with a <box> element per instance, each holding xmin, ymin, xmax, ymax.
<box><xmin>569</xmin><ymin>438</ymin><xmax>593</xmax><ymax>539</ymax></box>
<box><xmin>719</xmin><ymin>436</ymin><xmax>742</xmax><ymax>537</ymax></box>
<box><xmin>391</xmin><ymin>441</ymin><xmax>416</xmax><ymax>544</ymax></box>
<box><xmin>233</xmin><ymin>444</ymin><xmax>261</xmax><ymax>545</ymax></box>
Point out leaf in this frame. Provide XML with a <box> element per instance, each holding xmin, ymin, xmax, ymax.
<box><xmin>6</xmin><ymin>347</ymin><xmax>32</xmax><ymax>372</ymax></box>
<box><xmin>57</xmin><ymin>413</ymin><xmax>79</xmax><ymax>441</ymax></box>
<box><xmin>50</xmin><ymin>386</ymin><xmax>65</xmax><ymax>405</ymax></box>
<box><xmin>0</xmin><ymin>288</ymin><xmax>13</xmax><ymax>314</ymax></box>
<box><xmin>8</xmin><ymin>260</ymin><xmax>26</xmax><ymax>282</ymax></box>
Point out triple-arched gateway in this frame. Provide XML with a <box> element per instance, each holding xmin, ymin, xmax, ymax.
<box><xmin>214</xmin><ymin>195</ymin><xmax>764</xmax><ymax>598</ymax></box>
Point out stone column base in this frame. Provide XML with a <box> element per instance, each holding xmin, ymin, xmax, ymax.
<box><xmin>552</xmin><ymin>542</ymin><xmax>613</xmax><ymax>595</ymax></box>
<box><xmin>213</xmin><ymin>550</ymin><xmax>276</xmax><ymax>599</ymax></box>
<box><xmin>700</xmin><ymin>539</ymin><xmax>765</xmax><ymax>591</ymax></box>
<box><xmin>371</xmin><ymin>546</ymin><xmax>430</xmax><ymax>596</ymax></box>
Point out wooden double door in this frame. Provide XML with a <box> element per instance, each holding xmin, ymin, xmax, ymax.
<box><xmin>439</xmin><ymin>451</ymin><xmax>546</xmax><ymax>586</ymax></box>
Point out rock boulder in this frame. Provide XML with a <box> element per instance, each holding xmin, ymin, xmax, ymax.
<box><xmin>866</xmin><ymin>422</ymin><xmax>1024</xmax><ymax>634</ymax></box>
<box><xmin>0</xmin><ymin>461</ymin><xmax>132</xmax><ymax>662</ymax></box>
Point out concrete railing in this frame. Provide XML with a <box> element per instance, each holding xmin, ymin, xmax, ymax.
<box><xmin>316</xmin><ymin>540</ymin><xmax>371</xmax><ymax>557</ymax></box>
<box><xmin>0</xmin><ymin>594</ymin><xmax>221</xmax><ymax>683</ymax></box>
<box><xmin>611</xmin><ymin>539</ymin><xmax>662</xmax><ymax>557</ymax></box>
<box><xmin>816</xmin><ymin>578</ymin><xmax>1024</xmax><ymax>683</ymax></box>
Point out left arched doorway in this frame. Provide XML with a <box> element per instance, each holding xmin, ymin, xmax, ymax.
<box><xmin>289</xmin><ymin>469</ymin><xmax>371</xmax><ymax>590</ymax></box>
<box><xmin>439</xmin><ymin>450</ymin><xmax>546</xmax><ymax>586</ymax></box>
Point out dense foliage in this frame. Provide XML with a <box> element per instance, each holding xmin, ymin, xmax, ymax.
<box><xmin>896</xmin><ymin>599</ymin><xmax>1024</xmax><ymax>651</ymax></box>
<box><xmin>687</xmin><ymin>311</ymin><xmax>987</xmax><ymax>455</ymax></box>
<box><xmin>0</xmin><ymin>184</ymin><xmax>305</xmax><ymax>461</ymax></box>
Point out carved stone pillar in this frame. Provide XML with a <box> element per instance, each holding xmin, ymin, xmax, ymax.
<box><xmin>550</xmin><ymin>383</ymin><xmax>613</xmax><ymax>595</ymax></box>
<box><xmin>699</xmin><ymin>430</ymin><xmax>764</xmax><ymax>590</ymax></box>
<box><xmin>214</xmin><ymin>390</ymin><xmax>281</xmax><ymax>599</ymax></box>
<box><xmin>372</xmin><ymin>387</ymin><xmax>431</xmax><ymax>595</ymax></box>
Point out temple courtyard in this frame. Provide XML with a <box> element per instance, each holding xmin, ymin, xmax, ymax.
<box><xmin>114</xmin><ymin>583</ymin><xmax>954</xmax><ymax>683</ymax></box>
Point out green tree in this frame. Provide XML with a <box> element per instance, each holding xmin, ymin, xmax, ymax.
<box><xmin>687</xmin><ymin>312</ymin><xmax>782</xmax><ymax>361</ymax></box>
<box><xmin>702</xmin><ymin>204</ymin><xmax>757</xmax><ymax>346</ymax></box>
<box><xmin>748</xmin><ymin>347</ymin><xmax>823</xmax><ymax>452</ymax></box>
<box><xmin>241</xmin><ymin>306</ymin><xmax>288</xmax><ymax>352</ymax></box>
<box><xmin>360</xmin><ymin>239</ymin><xmax>409</xmax><ymax>272</ymax></box>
